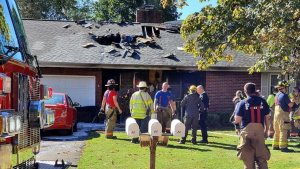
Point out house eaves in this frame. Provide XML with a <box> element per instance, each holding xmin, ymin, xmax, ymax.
<box><xmin>40</xmin><ymin>61</ymin><xmax>273</xmax><ymax>72</ymax></box>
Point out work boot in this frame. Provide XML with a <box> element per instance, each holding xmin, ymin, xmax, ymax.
<box><xmin>198</xmin><ymin>140</ymin><xmax>208</xmax><ymax>144</ymax></box>
<box><xmin>131</xmin><ymin>138</ymin><xmax>139</xmax><ymax>144</ymax></box>
<box><xmin>106</xmin><ymin>136</ymin><xmax>117</xmax><ymax>139</ymax></box>
<box><xmin>178</xmin><ymin>138</ymin><xmax>186</xmax><ymax>144</ymax></box>
<box><xmin>272</xmin><ymin>147</ymin><xmax>280</xmax><ymax>150</ymax></box>
<box><xmin>280</xmin><ymin>148</ymin><xmax>294</xmax><ymax>152</ymax></box>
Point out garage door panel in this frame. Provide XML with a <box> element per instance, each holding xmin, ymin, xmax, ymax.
<box><xmin>75</xmin><ymin>99</ymin><xmax>94</xmax><ymax>107</ymax></box>
<box><xmin>40</xmin><ymin>75</ymin><xmax>95</xmax><ymax>106</ymax></box>
<box><xmin>64</xmin><ymin>89</ymin><xmax>94</xmax><ymax>96</ymax></box>
<box><xmin>64</xmin><ymin>78</ymin><xmax>94</xmax><ymax>88</ymax></box>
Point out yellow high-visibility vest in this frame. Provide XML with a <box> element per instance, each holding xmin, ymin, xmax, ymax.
<box><xmin>130</xmin><ymin>91</ymin><xmax>154</xmax><ymax>119</ymax></box>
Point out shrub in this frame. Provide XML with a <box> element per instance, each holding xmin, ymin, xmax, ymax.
<box><xmin>218</xmin><ymin>112</ymin><xmax>232</xmax><ymax>126</ymax></box>
<box><xmin>205</xmin><ymin>112</ymin><xmax>233</xmax><ymax>128</ymax></box>
<box><xmin>206</xmin><ymin>114</ymin><xmax>221</xmax><ymax>128</ymax></box>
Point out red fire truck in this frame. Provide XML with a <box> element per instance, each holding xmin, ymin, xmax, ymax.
<box><xmin>0</xmin><ymin>0</ymin><xmax>55</xmax><ymax>168</ymax></box>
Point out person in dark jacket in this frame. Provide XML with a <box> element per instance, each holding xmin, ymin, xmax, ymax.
<box><xmin>233</xmin><ymin>90</ymin><xmax>242</xmax><ymax>106</ymax></box>
<box><xmin>178</xmin><ymin>85</ymin><xmax>201</xmax><ymax>144</ymax></box>
<box><xmin>197</xmin><ymin>85</ymin><xmax>210</xmax><ymax>143</ymax></box>
<box><xmin>231</xmin><ymin>90</ymin><xmax>243</xmax><ymax>135</ymax></box>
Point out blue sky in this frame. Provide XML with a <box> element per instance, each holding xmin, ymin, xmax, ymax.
<box><xmin>177</xmin><ymin>0</ymin><xmax>218</xmax><ymax>19</ymax></box>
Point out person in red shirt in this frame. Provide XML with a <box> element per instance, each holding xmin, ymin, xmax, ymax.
<box><xmin>101</xmin><ymin>79</ymin><xmax>122</xmax><ymax>139</ymax></box>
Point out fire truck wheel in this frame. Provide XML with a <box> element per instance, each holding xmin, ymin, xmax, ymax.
<box><xmin>40</xmin><ymin>129</ymin><xmax>46</xmax><ymax>137</ymax></box>
<box><xmin>67</xmin><ymin>126</ymin><xmax>74</xmax><ymax>135</ymax></box>
<box><xmin>73</xmin><ymin>122</ymin><xmax>78</xmax><ymax>132</ymax></box>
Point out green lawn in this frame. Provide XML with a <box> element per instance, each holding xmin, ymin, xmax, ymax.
<box><xmin>77</xmin><ymin>130</ymin><xmax>300</xmax><ymax>169</ymax></box>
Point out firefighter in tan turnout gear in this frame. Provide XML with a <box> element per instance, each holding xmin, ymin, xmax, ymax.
<box><xmin>288</xmin><ymin>87</ymin><xmax>300</xmax><ymax>137</ymax></box>
<box><xmin>235</xmin><ymin>82</ymin><xmax>271</xmax><ymax>169</ymax></box>
<box><xmin>130</xmin><ymin>81</ymin><xmax>154</xmax><ymax>143</ymax></box>
<box><xmin>266</xmin><ymin>87</ymin><xmax>278</xmax><ymax>138</ymax></box>
<box><xmin>292</xmin><ymin>107</ymin><xmax>300</xmax><ymax>146</ymax></box>
<box><xmin>101</xmin><ymin>79</ymin><xmax>122</xmax><ymax>139</ymax></box>
<box><xmin>272</xmin><ymin>80</ymin><xmax>295</xmax><ymax>152</ymax></box>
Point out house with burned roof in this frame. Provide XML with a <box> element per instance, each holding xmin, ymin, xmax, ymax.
<box><xmin>22</xmin><ymin>8</ymin><xmax>290</xmax><ymax>117</ymax></box>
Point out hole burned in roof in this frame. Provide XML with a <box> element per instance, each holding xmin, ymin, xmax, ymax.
<box><xmin>91</xmin><ymin>32</ymin><xmax>122</xmax><ymax>46</ymax></box>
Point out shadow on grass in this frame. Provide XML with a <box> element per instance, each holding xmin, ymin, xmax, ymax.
<box><xmin>88</xmin><ymin>132</ymin><xmax>101</xmax><ymax>139</ymax></box>
<box><xmin>167</xmin><ymin>144</ymin><xmax>211</xmax><ymax>152</ymax></box>
<box><xmin>169</xmin><ymin>138</ymin><xmax>180</xmax><ymax>141</ymax></box>
<box><xmin>116</xmin><ymin>138</ymin><xmax>132</xmax><ymax>142</ymax></box>
<box><xmin>209</xmin><ymin>126</ymin><xmax>235</xmax><ymax>131</ymax></box>
<box><xmin>195</xmin><ymin>133</ymin><xmax>223</xmax><ymax>139</ymax></box>
<box><xmin>287</xmin><ymin>144</ymin><xmax>300</xmax><ymax>148</ymax></box>
<box><xmin>200</xmin><ymin>141</ymin><xmax>237</xmax><ymax>151</ymax></box>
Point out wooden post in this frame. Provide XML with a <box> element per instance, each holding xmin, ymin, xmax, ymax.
<box><xmin>150</xmin><ymin>136</ymin><xmax>158</xmax><ymax>169</ymax></box>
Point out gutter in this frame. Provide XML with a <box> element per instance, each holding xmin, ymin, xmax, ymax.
<box><xmin>39</xmin><ymin>61</ymin><xmax>281</xmax><ymax>72</ymax></box>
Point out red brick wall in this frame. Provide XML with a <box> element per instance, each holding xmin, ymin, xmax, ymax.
<box><xmin>136</xmin><ymin>9</ymin><xmax>162</xmax><ymax>23</ymax></box>
<box><xmin>205</xmin><ymin>72</ymin><xmax>261</xmax><ymax>113</ymax></box>
<box><xmin>40</xmin><ymin>67</ymin><xmax>102</xmax><ymax>106</ymax></box>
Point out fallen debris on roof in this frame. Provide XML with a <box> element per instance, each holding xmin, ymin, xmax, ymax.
<box><xmin>63</xmin><ymin>24</ymin><xmax>71</xmax><ymax>28</ymax></box>
<box><xmin>104</xmin><ymin>46</ymin><xmax>116</xmax><ymax>53</ymax></box>
<box><xmin>82</xmin><ymin>43</ymin><xmax>95</xmax><ymax>48</ymax></box>
<box><xmin>84</xmin><ymin>23</ymin><xmax>93</xmax><ymax>28</ymax></box>
<box><xmin>136</xmin><ymin>37</ymin><xmax>158</xmax><ymax>48</ymax></box>
<box><xmin>162</xmin><ymin>53</ymin><xmax>176</xmax><ymax>59</ymax></box>
<box><xmin>155</xmin><ymin>25</ymin><xmax>180</xmax><ymax>33</ymax></box>
<box><xmin>177</xmin><ymin>47</ymin><xmax>184</xmax><ymax>50</ymax></box>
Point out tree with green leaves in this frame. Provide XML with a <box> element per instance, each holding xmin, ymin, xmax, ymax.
<box><xmin>16</xmin><ymin>0</ymin><xmax>92</xmax><ymax>20</ymax></box>
<box><xmin>91</xmin><ymin>0</ymin><xmax>144</xmax><ymax>22</ymax></box>
<box><xmin>0</xmin><ymin>2</ymin><xmax>11</xmax><ymax>52</ymax></box>
<box><xmin>153</xmin><ymin>0</ymin><xmax>181</xmax><ymax>22</ymax></box>
<box><xmin>91</xmin><ymin>0</ymin><xmax>181</xmax><ymax>22</ymax></box>
<box><xmin>161</xmin><ymin>0</ymin><xmax>300</xmax><ymax>79</ymax></box>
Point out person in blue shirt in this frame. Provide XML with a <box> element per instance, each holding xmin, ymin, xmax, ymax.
<box><xmin>272</xmin><ymin>80</ymin><xmax>295</xmax><ymax>152</ymax></box>
<box><xmin>235</xmin><ymin>82</ymin><xmax>270</xmax><ymax>168</ymax></box>
<box><xmin>153</xmin><ymin>82</ymin><xmax>176</xmax><ymax>132</ymax></box>
<box><xmin>120</xmin><ymin>34</ymin><xmax>133</xmax><ymax>43</ymax></box>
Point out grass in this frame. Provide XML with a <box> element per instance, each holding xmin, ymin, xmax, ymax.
<box><xmin>77</xmin><ymin>130</ymin><xmax>300</xmax><ymax>169</ymax></box>
<box><xmin>12</xmin><ymin>149</ymin><xmax>34</xmax><ymax>166</ymax></box>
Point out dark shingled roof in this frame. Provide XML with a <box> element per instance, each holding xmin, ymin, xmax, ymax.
<box><xmin>22</xmin><ymin>19</ymin><xmax>259</xmax><ymax>69</ymax></box>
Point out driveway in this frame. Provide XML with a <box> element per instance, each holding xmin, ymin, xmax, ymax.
<box><xmin>36</xmin><ymin>122</ymin><xmax>124</xmax><ymax>168</ymax></box>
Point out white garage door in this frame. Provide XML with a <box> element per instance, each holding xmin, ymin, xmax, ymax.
<box><xmin>40</xmin><ymin>75</ymin><xmax>95</xmax><ymax>106</ymax></box>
